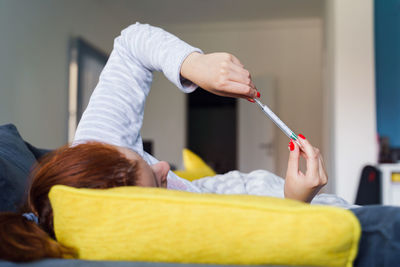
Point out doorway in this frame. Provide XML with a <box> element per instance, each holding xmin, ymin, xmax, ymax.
<box><xmin>187</xmin><ymin>88</ymin><xmax>237</xmax><ymax>174</ymax></box>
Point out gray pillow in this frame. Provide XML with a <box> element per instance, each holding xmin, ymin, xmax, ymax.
<box><xmin>0</xmin><ymin>124</ymin><xmax>49</xmax><ymax>212</ymax></box>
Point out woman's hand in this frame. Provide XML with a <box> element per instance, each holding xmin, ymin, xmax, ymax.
<box><xmin>284</xmin><ymin>135</ymin><xmax>328</xmax><ymax>203</ymax></box>
<box><xmin>181</xmin><ymin>52</ymin><xmax>259</xmax><ymax>101</ymax></box>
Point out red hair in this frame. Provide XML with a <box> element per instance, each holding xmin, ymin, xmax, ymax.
<box><xmin>0</xmin><ymin>142</ymin><xmax>139</xmax><ymax>262</ymax></box>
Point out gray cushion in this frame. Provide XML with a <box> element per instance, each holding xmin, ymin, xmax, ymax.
<box><xmin>0</xmin><ymin>124</ymin><xmax>49</xmax><ymax>212</ymax></box>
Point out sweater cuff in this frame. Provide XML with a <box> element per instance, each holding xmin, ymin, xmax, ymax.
<box><xmin>174</xmin><ymin>48</ymin><xmax>203</xmax><ymax>93</ymax></box>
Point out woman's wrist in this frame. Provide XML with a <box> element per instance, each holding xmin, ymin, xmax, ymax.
<box><xmin>180</xmin><ymin>52</ymin><xmax>203</xmax><ymax>82</ymax></box>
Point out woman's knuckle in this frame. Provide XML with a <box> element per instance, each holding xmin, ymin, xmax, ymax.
<box><xmin>221</xmin><ymin>52</ymin><xmax>231</xmax><ymax>60</ymax></box>
<box><xmin>220</xmin><ymin>60</ymin><xmax>228</xmax><ymax>69</ymax></box>
<box><xmin>311</xmin><ymin>182</ymin><xmax>320</xmax><ymax>189</ymax></box>
<box><xmin>216</xmin><ymin>81</ymin><xmax>224</xmax><ymax>89</ymax></box>
<box><xmin>219</xmin><ymin>67</ymin><xmax>228</xmax><ymax>75</ymax></box>
<box><xmin>216</xmin><ymin>78</ymin><xmax>226</xmax><ymax>88</ymax></box>
<box><xmin>306</xmin><ymin>177</ymin><xmax>319</xmax><ymax>188</ymax></box>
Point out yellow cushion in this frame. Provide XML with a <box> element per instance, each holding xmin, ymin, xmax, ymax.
<box><xmin>49</xmin><ymin>185</ymin><xmax>361</xmax><ymax>266</ymax></box>
<box><xmin>173</xmin><ymin>148</ymin><xmax>216</xmax><ymax>181</ymax></box>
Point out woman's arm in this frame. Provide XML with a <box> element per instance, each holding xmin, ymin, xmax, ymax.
<box><xmin>74</xmin><ymin>23</ymin><xmax>202</xmax><ymax>155</ymax></box>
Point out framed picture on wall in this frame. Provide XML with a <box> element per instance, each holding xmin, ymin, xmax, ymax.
<box><xmin>67</xmin><ymin>38</ymin><xmax>108</xmax><ymax>142</ymax></box>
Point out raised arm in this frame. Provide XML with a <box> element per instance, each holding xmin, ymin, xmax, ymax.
<box><xmin>74</xmin><ymin>23</ymin><xmax>201</xmax><ymax>156</ymax></box>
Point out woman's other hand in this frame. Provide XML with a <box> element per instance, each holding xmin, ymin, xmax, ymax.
<box><xmin>181</xmin><ymin>52</ymin><xmax>259</xmax><ymax>101</ymax></box>
<box><xmin>284</xmin><ymin>135</ymin><xmax>328</xmax><ymax>203</ymax></box>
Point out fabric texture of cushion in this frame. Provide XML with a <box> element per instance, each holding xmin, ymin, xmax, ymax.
<box><xmin>0</xmin><ymin>124</ymin><xmax>50</xmax><ymax>212</ymax></box>
<box><xmin>49</xmin><ymin>185</ymin><xmax>361</xmax><ymax>266</ymax></box>
<box><xmin>173</xmin><ymin>149</ymin><xmax>216</xmax><ymax>181</ymax></box>
<box><xmin>0</xmin><ymin>124</ymin><xmax>36</xmax><ymax>211</ymax></box>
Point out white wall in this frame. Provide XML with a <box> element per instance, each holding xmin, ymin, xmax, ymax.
<box><xmin>141</xmin><ymin>72</ymin><xmax>187</xmax><ymax>169</ymax></box>
<box><xmin>0</xmin><ymin>0</ymin><xmax>135</xmax><ymax>148</ymax></box>
<box><xmin>324</xmin><ymin>0</ymin><xmax>377</xmax><ymax>202</ymax></box>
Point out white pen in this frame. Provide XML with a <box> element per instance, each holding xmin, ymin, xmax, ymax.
<box><xmin>253</xmin><ymin>98</ymin><xmax>303</xmax><ymax>150</ymax></box>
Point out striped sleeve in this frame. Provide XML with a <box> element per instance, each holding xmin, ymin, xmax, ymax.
<box><xmin>73</xmin><ymin>22</ymin><xmax>201</xmax><ymax>154</ymax></box>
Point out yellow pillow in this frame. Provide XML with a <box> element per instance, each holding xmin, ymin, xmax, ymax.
<box><xmin>173</xmin><ymin>148</ymin><xmax>216</xmax><ymax>181</ymax></box>
<box><xmin>49</xmin><ymin>185</ymin><xmax>360</xmax><ymax>266</ymax></box>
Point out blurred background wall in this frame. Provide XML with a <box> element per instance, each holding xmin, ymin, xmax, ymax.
<box><xmin>0</xmin><ymin>0</ymin><xmax>378</xmax><ymax>203</ymax></box>
<box><xmin>324</xmin><ymin>0</ymin><xmax>376</xmax><ymax>202</ymax></box>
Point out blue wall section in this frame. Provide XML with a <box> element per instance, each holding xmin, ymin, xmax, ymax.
<box><xmin>375</xmin><ymin>0</ymin><xmax>400</xmax><ymax>147</ymax></box>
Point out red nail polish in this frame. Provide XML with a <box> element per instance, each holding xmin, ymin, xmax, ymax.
<box><xmin>289</xmin><ymin>140</ymin><xmax>294</xmax><ymax>151</ymax></box>
<box><xmin>247</xmin><ymin>98</ymin><xmax>255</xmax><ymax>103</ymax></box>
<box><xmin>257</xmin><ymin>91</ymin><xmax>260</xmax><ymax>98</ymax></box>
<box><xmin>298</xmin><ymin>134</ymin><xmax>306</xmax><ymax>140</ymax></box>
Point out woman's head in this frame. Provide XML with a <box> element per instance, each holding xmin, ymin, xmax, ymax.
<box><xmin>0</xmin><ymin>142</ymin><xmax>169</xmax><ymax>261</ymax></box>
<box><xmin>117</xmin><ymin>146</ymin><xmax>169</xmax><ymax>188</ymax></box>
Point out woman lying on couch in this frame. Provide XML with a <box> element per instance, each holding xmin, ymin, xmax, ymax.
<box><xmin>0</xmin><ymin>23</ymin><xmax>399</xmax><ymax>265</ymax></box>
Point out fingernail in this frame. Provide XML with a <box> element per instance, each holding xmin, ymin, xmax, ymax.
<box><xmin>298</xmin><ymin>134</ymin><xmax>306</xmax><ymax>140</ymax></box>
<box><xmin>289</xmin><ymin>140</ymin><xmax>295</xmax><ymax>151</ymax></box>
<box><xmin>257</xmin><ymin>91</ymin><xmax>261</xmax><ymax>98</ymax></box>
<box><xmin>247</xmin><ymin>98</ymin><xmax>255</xmax><ymax>103</ymax></box>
